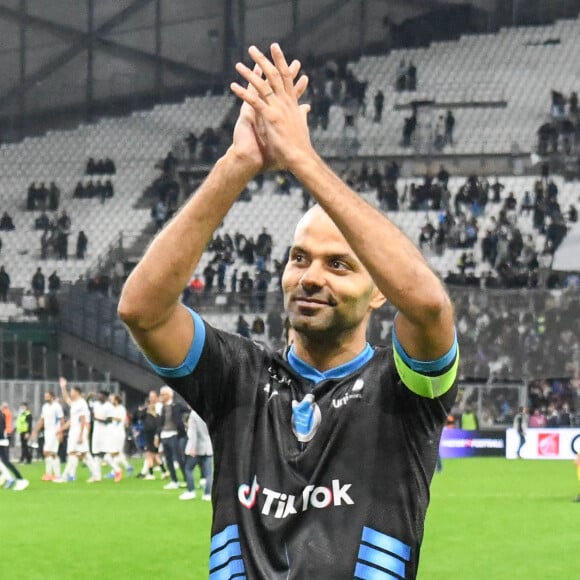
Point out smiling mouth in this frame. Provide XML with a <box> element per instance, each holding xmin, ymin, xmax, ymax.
<box><xmin>294</xmin><ymin>296</ymin><xmax>336</xmax><ymax>307</ymax></box>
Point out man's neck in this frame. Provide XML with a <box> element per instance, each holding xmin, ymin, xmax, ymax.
<box><xmin>291</xmin><ymin>333</ymin><xmax>367</xmax><ymax>372</ymax></box>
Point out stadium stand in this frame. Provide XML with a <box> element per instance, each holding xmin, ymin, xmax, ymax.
<box><xmin>311</xmin><ymin>16</ymin><xmax>580</xmax><ymax>157</ymax></box>
<box><xmin>0</xmin><ymin>94</ymin><xmax>234</xmax><ymax>291</ymax></box>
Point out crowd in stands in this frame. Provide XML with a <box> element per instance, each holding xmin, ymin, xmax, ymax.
<box><xmin>0</xmin><ymin>212</ymin><xmax>15</xmax><ymax>231</ymax></box>
<box><xmin>26</xmin><ymin>182</ymin><xmax>60</xmax><ymax>211</ymax></box>
<box><xmin>339</xmin><ymin>162</ymin><xmax>575</xmax><ymax>288</ymax></box>
<box><xmin>395</xmin><ymin>59</ymin><xmax>418</xmax><ymax>92</ymax></box>
<box><xmin>304</xmin><ymin>58</ymin><xmax>368</xmax><ymax>132</ymax></box>
<box><xmin>86</xmin><ymin>157</ymin><xmax>116</xmax><ymax>176</ymax></box>
<box><xmin>402</xmin><ymin>106</ymin><xmax>455</xmax><ymax>150</ymax></box>
<box><xmin>182</xmin><ymin>228</ymin><xmax>277</xmax><ymax>314</ymax></box>
<box><xmin>73</xmin><ymin>179</ymin><xmax>114</xmax><ymax>201</ymax></box>
<box><xmin>527</xmin><ymin>377</ymin><xmax>578</xmax><ymax>426</ymax></box>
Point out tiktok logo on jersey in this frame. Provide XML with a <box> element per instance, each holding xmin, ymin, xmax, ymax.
<box><xmin>237</xmin><ymin>477</ymin><xmax>354</xmax><ymax>519</ymax></box>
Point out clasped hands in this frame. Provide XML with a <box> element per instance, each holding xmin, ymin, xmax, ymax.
<box><xmin>229</xmin><ymin>43</ymin><xmax>313</xmax><ymax>173</ymax></box>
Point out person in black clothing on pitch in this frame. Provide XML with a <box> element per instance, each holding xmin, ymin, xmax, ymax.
<box><xmin>119</xmin><ymin>44</ymin><xmax>458</xmax><ymax>579</ymax></box>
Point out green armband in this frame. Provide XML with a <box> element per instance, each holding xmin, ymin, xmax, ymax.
<box><xmin>393</xmin><ymin>347</ymin><xmax>459</xmax><ymax>399</ymax></box>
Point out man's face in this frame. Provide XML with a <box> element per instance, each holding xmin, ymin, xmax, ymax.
<box><xmin>282</xmin><ymin>207</ymin><xmax>383</xmax><ymax>340</ymax></box>
<box><xmin>44</xmin><ymin>392</ymin><xmax>53</xmax><ymax>403</ymax></box>
<box><xmin>159</xmin><ymin>389</ymin><xmax>170</xmax><ymax>404</ymax></box>
<box><xmin>148</xmin><ymin>391</ymin><xmax>158</xmax><ymax>404</ymax></box>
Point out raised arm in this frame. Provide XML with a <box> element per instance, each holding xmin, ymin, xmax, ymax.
<box><xmin>118</xmin><ymin>62</ymin><xmax>308</xmax><ymax>368</ymax></box>
<box><xmin>231</xmin><ymin>44</ymin><xmax>454</xmax><ymax>361</ymax></box>
<box><xmin>59</xmin><ymin>376</ymin><xmax>72</xmax><ymax>406</ymax></box>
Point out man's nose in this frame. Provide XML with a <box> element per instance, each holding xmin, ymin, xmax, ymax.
<box><xmin>300</xmin><ymin>260</ymin><xmax>325</xmax><ymax>291</ymax></box>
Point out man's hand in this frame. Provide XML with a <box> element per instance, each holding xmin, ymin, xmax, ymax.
<box><xmin>59</xmin><ymin>376</ymin><xmax>67</xmax><ymax>390</ymax></box>
<box><xmin>230</xmin><ymin>46</ymin><xmax>310</xmax><ymax>171</ymax></box>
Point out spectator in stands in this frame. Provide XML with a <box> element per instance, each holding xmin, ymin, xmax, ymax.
<box><xmin>27</xmin><ymin>182</ymin><xmax>38</xmax><ymax>210</ymax></box>
<box><xmin>73</xmin><ymin>180</ymin><xmax>84</xmax><ymax>198</ymax></box>
<box><xmin>491</xmin><ymin>177</ymin><xmax>504</xmax><ymax>203</ymax></box>
<box><xmin>256</xmin><ymin>228</ymin><xmax>273</xmax><ymax>262</ymax></box>
<box><xmin>236</xmin><ymin>314</ymin><xmax>250</xmax><ymax>338</ymax></box>
<box><xmin>31</xmin><ymin>267</ymin><xmax>45</xmax><ymax>298</ymax></box>
<box><xmin>418</xmin><ymin>221</ymin><xmax>435</xmax><ymax>249</ymax></box>
<box><xmin>568</xmin><ymin>204</ymin><xmax>578</xmax><ymax>223</ymax></box>
<box><xmin>239</xmin><ymin>271</ymin><xmax>253</xmax><ymax>311</ymax></box>
<box><xmin>188</xmin><ymin>275</ymin><xmax>204</xmax><ymax>295</ymax></box>
<box><xmin>254</xmin><ymin>268</ymin><xmax>271</xmax><ymax>312</ymax></box>
<box><xmin>152</xmin><ymin>198</ymin><xmax>168</xmax><ymax>231</ymax></box>
<box><xmin>48</xmin><ymin>271</ymin><xmax>61</xmax><ymax>293</ymax></box>
<box><xmin>528</xmin><ymin>408</ymin><xmax>547</xmax><ymax>428</ymax></box>
<box><xmin>86</xmin><ymin>157</ymin><xmax>97</xmax><ymax>174</ymax></box>
<box><xmin>407</xmin><ymin>61</ymin><xmax>417</xmax><ymax>91</ymax></box>
<box><xmin>48</xmin><ymin>182</ymin><xmax>60</xmax><ymax>211</ymax></box>
<box><xmin>0</xmin><ymin>211</ymin><xmax>15</xmax><ymax>231</ymax></box>
<box><xmin>402</xmin><ymin>106</ymin><xmax>417</xmax><ymax>147</ymax></box>
<box><xmin>76</xmin><ymin>230</ymin><xmax>88</xmax><ymax>259</ymax></box>
<box><xmin>57</xmin><ymin>210</ymin><xmax>71</xmax><ymax>232</ymax></box>
<box><xmin>251</xmin><ymin>316</ymin><xmax>265</xmax><ymax>335</ymax></box>
<box><xmin>34</xmin><ymin>211</ymin><xmax>50</xmax><ymax>231</ymax></box>
<box><xmin>185</xmin><ymin>132</ymin><xmax>198</xmax><ymax>160</ymax></box>
<box><xmin>267</xmin><ymin>308</ymin><xmax>283</xmax><ymax>344</ymax></box>
<box><xmin>373</xmin><ymin>90</ymin><xmax>384</xmax><ymax>123</ymax></box>
<box><xmin>202</xmin><ymin>263</ymin><xmax>216</xmax><ymax>294</ymax></box>
<box><xmin>216</xmin><ymin>259</ymin><xmax>228</xmax><ymax>293</ymax></box>
<box><xmin>103</xmin><ymin>158</ymin><xmax>116</xmax><ymax>174</ymax></box>
<box><xmin>56</xmin><ymin>230</ymin><xmax>69</xmax><ymax>260</ymax></box>
<box><xmin>395</xmin><ymin>59</ymin><xmax>406</xmax><ymax>91</ymax></box>
<box><xmin>445</xmin><ymin>111</ymin><xmax>455</xmax><ymax>146</ymax></box>
<box><xmin>0</xmin><ymin>265</ymin><xmax>9</xmax><ymax>302</ymax></box>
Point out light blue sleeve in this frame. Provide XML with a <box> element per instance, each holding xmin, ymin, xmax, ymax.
<box><xmin>145</xmin><ymin>307</ymin><xmax>207</xmax><ymax>378</ymax></box>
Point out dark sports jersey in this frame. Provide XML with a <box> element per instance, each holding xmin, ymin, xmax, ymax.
<box><xmin>151</xmin><ymin>310</ymin><xmax>458</xmax><ymax>579</ymax></box>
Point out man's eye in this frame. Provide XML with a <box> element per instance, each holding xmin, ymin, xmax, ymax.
<box><xmin>331</xmin><ymin>260</ymin><xmax>346</xmax><ymax>269</ymax></box>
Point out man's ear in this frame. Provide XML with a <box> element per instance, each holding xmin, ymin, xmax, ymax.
<box><xmin>369</xmin><ymin>286</ymin><xmax>387</xmax><ymax>311</ymax></box>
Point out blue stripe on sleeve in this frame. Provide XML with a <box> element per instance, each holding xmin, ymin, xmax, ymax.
<box><xmin>210</xmin><ymin>525</ymin><xmax>240</xmax><ymax>553</ymax></box>
<box><xmin>358</xmin><ymin>545</ymin><xmax>406</xmax><ymax>578</ymax></box>
<box><xmin>354</xmin><ymin>562</ymin><xmax>399</xmax><ymax>580</ymax></box>
<box><xmin>209</xmin><ymin>558</ymin><xmax>245</xmax><ymax>580</ymax></box>
<box><xmin>146</xmin><ymin>307</ymin><xmax>206</xmax><ymax>378</ymax></box>
<box><xmin>209</xmin><ymin>542</ymin><xmax>242</xmax><ymax>571</ymax></box>
<box><xmin>361</xmin><ymin>527</ymin><xmax>411</xmax><ymax>561</ymax></box>
<box><xmin>392</xmin><ymin>323</ymin><xmax>457</xmax><ymax>374</ymax></box>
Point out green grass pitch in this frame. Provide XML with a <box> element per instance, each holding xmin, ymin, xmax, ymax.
<box><xmin>1</xmin><ymin>458</ymin><xmax>578</xmax><ymax>579</ymax></box>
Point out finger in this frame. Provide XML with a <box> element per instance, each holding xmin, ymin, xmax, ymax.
<box><xmin>235</xmin><ymin>61</ymin><xmax>272</xmax><ymax>99</ymax></box>
<box><xmin>270</xmin><ymin>43</ymin><xmax>294</xmax><ymax>93</ymax></box>
<box><xmin>288</xmin><ymin>59</ymin><xmax>301</xmax><ymax>81</ymax></box>
<box><xmin>248</xmin><ymin>45</ymin><xmax>284</xmax><ymax>95</ymax></box>
<box><xmin>230</xmin><ymin>81</ymin><xmax>267</xmax><ymax>114</ymax></box>
<box><xmin>295</xmin><ymin>74</ymin><xmax>309</xmax><ymax>100</ymax></box>
<box><xmin>246</xmin><ymin>64</ymin><xmax>264</xmax><ymax>95</ymax></box>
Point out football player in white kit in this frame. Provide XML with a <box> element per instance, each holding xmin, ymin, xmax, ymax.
<box><xmin>55</xmin><ymin>377</ymin><xmax>100</xmax><ymax>483</ymax></box>
<box><xmin>30</xmin><ymin>391</ymin><xmax>64</xmax><ymax>481</ymax></box>
<box><xmin>107</xmin><ymin>393</ymin><xmax>131</xmax><ymax>482</ymax></box>
<box><xmin>89</xmin><ymin>390</ymin><xmax>116</xmax><ymax>482</ymax></box>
